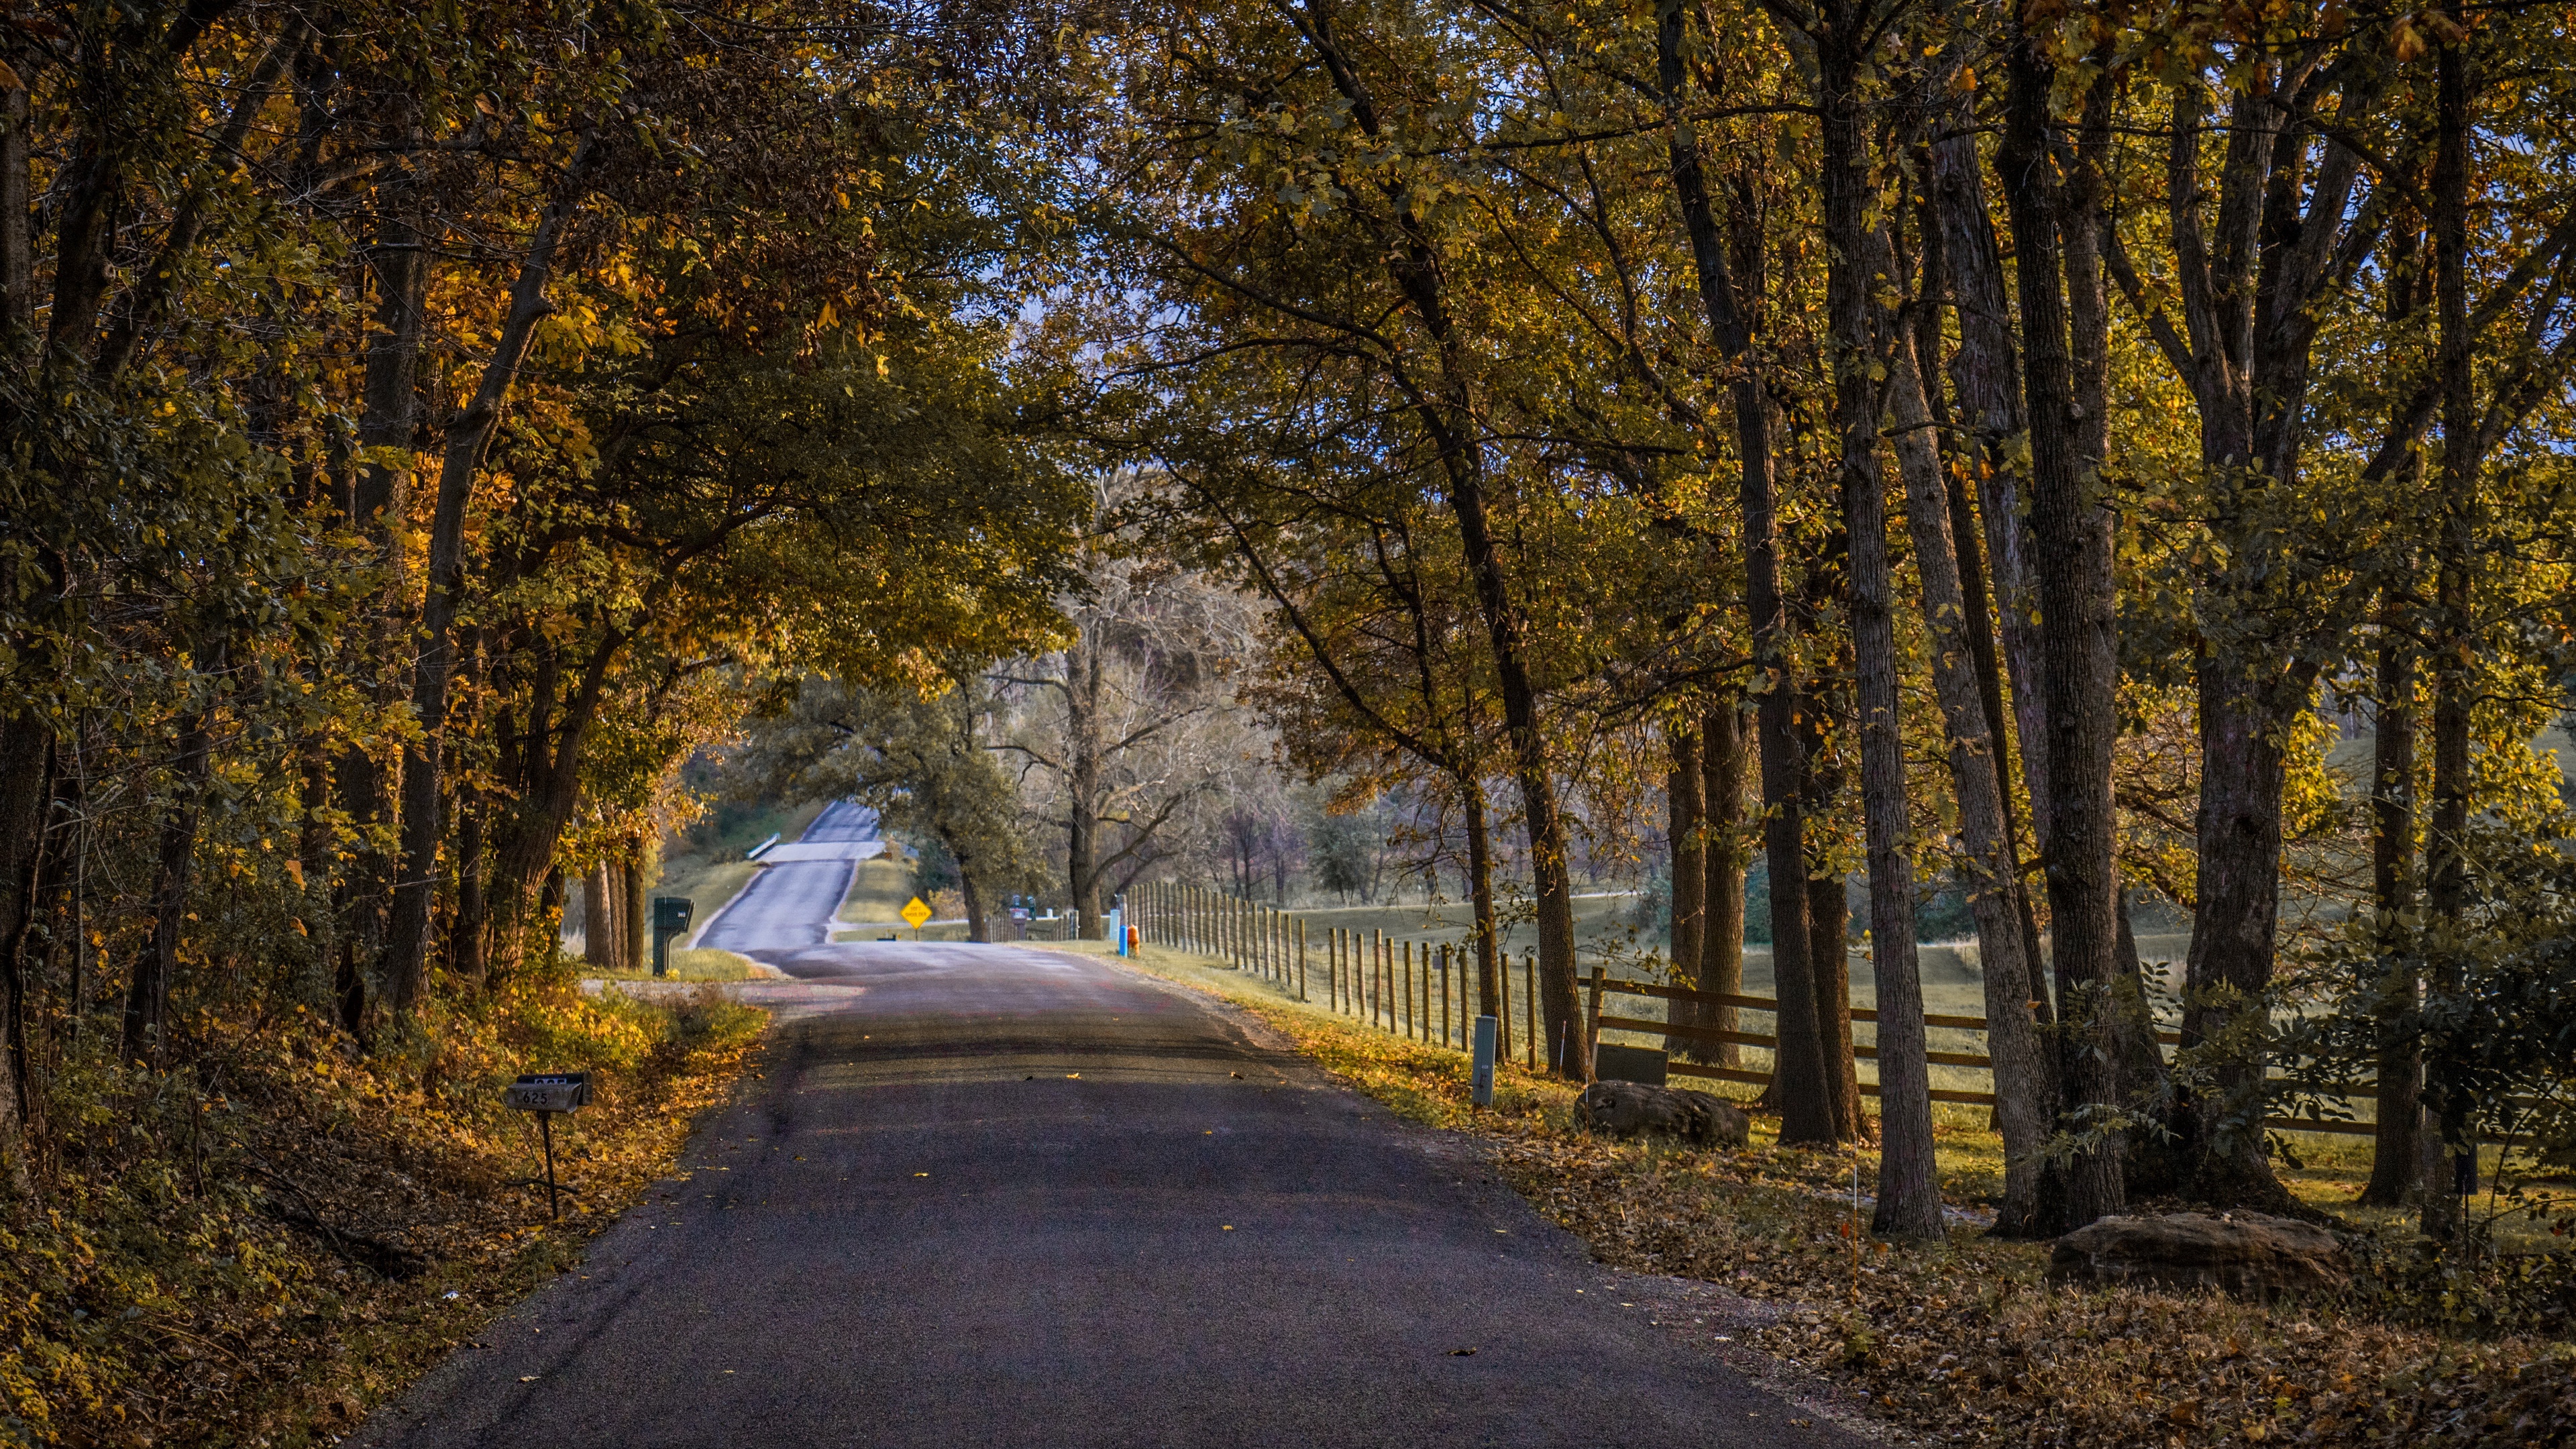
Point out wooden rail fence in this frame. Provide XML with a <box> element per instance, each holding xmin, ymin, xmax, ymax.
<box><xmin>1124</xmin><ymin>885</ymin><xmax>2390</xmax><ymax>1139</ymax></box>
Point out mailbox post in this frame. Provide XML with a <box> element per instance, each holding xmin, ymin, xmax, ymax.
<box><xmin>650</xmin><ymin>896</ymin><xmax>694</xmax><ymax>977</ymax></box>
<box><xmin>504</xmin><ymin>1072</ymin><xmax>592</xmax><ymax>1219</ymax></box>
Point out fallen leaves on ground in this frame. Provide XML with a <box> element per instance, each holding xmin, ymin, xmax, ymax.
<box><xmin>1</xmin><ymin>978</ymin><xmax>766</xmax><ymax>1447</ymax></box>
<box><xmin>1150</xmin><ymin>959</ymin><xmax>2575</xmax><ymax>1449</ymax></box>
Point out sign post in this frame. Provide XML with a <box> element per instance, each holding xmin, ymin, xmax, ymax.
<box><xmin>900</xmin><ymin>896</ymin><xmax>932</xmax><ymax>938</ymax></box>
<box><xmin>649</xmin><ymin>897</ymin><xmax>694</xmax><ymax>977</ymax></box>
<box><xmin>1470</xmin><ymin>1016</ymin><xmax>1498</xmax><ymax>1108</ymax></box>
<box><xmin>504</xmin><ymin>1072</ymin><xmax>592</xmax><ymax>1219</ymax></box>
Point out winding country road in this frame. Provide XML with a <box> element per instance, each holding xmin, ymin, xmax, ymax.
<box><xmin>356</xmin><ymin>806</ymin><xmax>1870</xmax><ymax>1448</ymax></box>
<box><xmin>692</xmin><ymin>800</ymin><xmax>885</xmax><ymax>954</ymax></box>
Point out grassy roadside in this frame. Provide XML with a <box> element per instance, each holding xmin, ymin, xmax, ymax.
<box><xmin>581</xmin><ymin>947</ymin><xmax>770</xmax><ymax>983</ymax></box>
<box><xmin>1</xmin><ymin>972</ymin><xmax>768</xmax><ymax>1448</ymax></box>
<box><xmin>1059</xmin><ymin>938</ymin><xmax>2575</xmax><ymax>1449</ymax></box>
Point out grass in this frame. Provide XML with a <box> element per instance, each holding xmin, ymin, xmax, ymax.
<box><xmin>836</xmin><ymin>856</ymin><xmax>919</xmax><ymax>925</ymax></box>
<box><xmin>580</xmin><ymin>947</ymin><xmax>768</xmax><ymax>983</ymax></box>
<box><xmin>1062</xmin><ymin>936</ymin><xmax>2576</xmax><ymax>1448</ymax></box>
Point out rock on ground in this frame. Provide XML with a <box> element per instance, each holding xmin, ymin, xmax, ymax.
<box><xmin>2045</xmin><ymin>1211</ymin><xmax>2351</xmax><ymax>1300</ymax></box>
<box><xmin>1575</xmin><ymin>1081</ymin><xmax>1750</xmax><ymax>1148</ymax></box>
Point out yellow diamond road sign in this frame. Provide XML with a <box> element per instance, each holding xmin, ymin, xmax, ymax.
<box><xmin>900</xmin><ymin>896</ymin><xmax>932</xmax><ymax>930</ymax></box>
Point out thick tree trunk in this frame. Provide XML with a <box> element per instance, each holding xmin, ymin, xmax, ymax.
<box><xmin>383</xmin><ymin>139</ymin><xmax>594</xmax><ymax>1020</ymax></box>
<box><xmin>2422</xmin><ymin>41</ymin><xmax>2479</xmax><ymax>1241</ymax></box>
<box><xmin>2361</xmin><ymin>606</ymin><xmax>2422</xmax><ymax>1207</ymax></box>
<box><xmin>1666</xmin><ymin>722</ymin><xmax>1706</xmax><ymax>1057</ymax></box>
<box><xmin>624</xmin><ymin>851</ymin><xmax>651</xmax><ymax>974</ymax></box>
<box><xmin>1886</xmin><ymin>316</ymin><xmax>2058</xmax><ymax>1236</ymax></box>
<box><xmin>1701</xmin><ymin>701</ymin><xmax>1747</xmax><ymax>1065</ymax></box>
<box><xmin>955</xmin><ymin>844</ymin><xmax>991</xmax><ymax>943</ymax></box>
<box><xmin>1799</xmin><ymin>610</ymin><xmax>1864</xmax><ymax>1142</ymax></box>
<box><xmin>1819</xmin><ymin>107</ymin><xmax>1941</xmax><ymax>1227</ymax></box>
<box><xmin>2001</xmin><ymin>32</ymin><xmax>2125</xmax><ymax>1228</ymax></box>
<box><xmin>2184</xmin><ymin>682</ymin><xmax>2305</xmax><ymax>1204</ymax></box>
<box><xmin>584</xmin><ymin>860</ymin><xmax>618</xmax><ymax>971</ymax></box>
<box><xmin>1463</xmin><ymin>775</ymin><xmax>1502</xmax><ymax>1021</ymax></box>
<box><xmin>1931</xmin><ymin>113</ymin><xmax>2053</xmax><ymax>859</ymax></box>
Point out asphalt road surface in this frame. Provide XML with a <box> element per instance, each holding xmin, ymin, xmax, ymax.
<box><xmin>694</xmin><ymin>802</ymin><xmax>881</xmax><ymax>953</ymax></box>
<box><xmin>362</xmin><ymin>834</ymin><xmax>1870</xmax><ymax>1448</ymax></box>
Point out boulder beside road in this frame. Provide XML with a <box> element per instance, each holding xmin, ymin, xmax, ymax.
<box><xmin>1575</xmin><ymin>1080</ymin><xmax>1751</xmax><ymax>1148</ymax></box>
<box><xmin>2046</xmin><ymin>1211</ymin><xmax>2351</xmax><ymax>1300</ymax></box>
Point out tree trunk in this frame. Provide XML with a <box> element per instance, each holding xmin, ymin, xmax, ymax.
<box><xmin>1799</xmin><ymin>607</ymin><xmax>1864</xmax><ymax>1142</ymax></box>
<box><xmin>330</xmin><ymin>127</ymin><xmax>433</xmax><ymax>1016</ymax></box>
<box><xmin>1653</xmin><ymin>0</ymin><xmax>1826</xmax><ymax>1125</ymax></box>
<box><xmin>1931</xmin><ymin>108</ymin><xmax>2052</xmax><ymax>861</ymax></box>
<box><xmin>1886</xmin><ymin>312</ymin><xmax>2058</xmax><ymax>1236</ymax></box>
<box><xmin>1</xmin><ymin>76</ymin><xmax>33</xmax><ymax>340</ymax></box>
<box><xmin>125</xmin><ymin>692</ymin><xmax>217</xmax><ymax>1068</ymax></box>
<box><xmin>625</xmin><ymin>850</ymin><xmax>651</xmax><ymax>974</ymax></box>
<box><xmin>481</xmin><ymin>638</ymin><xmax>618</xmax><ymax>975</ymax></box>
<box><xmin>1462</xmin><ymin>774</ymin><xmax>1502</xmax><ymax>1021</ymax></box>
<box><xmin>955</xmin><ymin>843</ymin><xmax>990</xmax><ymax>943</ymax></box>
<box><xmin>1067</xmin><ymin>622</ymin><xmax>1104</xmax><ymax>937</ymax></box>
<box><xmin>2001</xmin><ymin>31</ymin><xmax>2125</xmax><ymax>1228</ymax></box>
<box><xmin>1701</xmin><ymin>700</ymin><xmax>1747</xmax><ymax>1066</ymax></box>
<box><xmin>383</xmin><ymin>137</ymin><xmax>594</xmax><ymax>1020</ymax></box>
<box><xmin>2361</xmin><ymin>603</ymin><xmax>2422</xmax><ymax>1207</ymax></box>
<box><xmin>2422</xmin><ymin>40</ymin><xmax>2478</xmax><ymax>1241</ymax></box>
<box><xmin>1454</xmin><ymin>479</ymin><xmax>1582</xmax><ymax>1075</ymax></box>
<box><xmin>0</xmin><ymin>710</ymin><xmax>50</xmax><ymax>1197</ymax></box>
<box><xmin>1666</xmin><ymin>722</ymin><xmax>1706</xmax><ymax>1059</ymax></box>
<box><xmin>585</xmin><ymin>859</ymin><xmax>618</xmax><ymax>971</ymax></box>
<box><xmin>1824</xmin><ymin>113</ymin><xmax>1941</xmax><ymax>1229</ymax></box>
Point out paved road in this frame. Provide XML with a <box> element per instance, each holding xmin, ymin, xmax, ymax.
<box><xmin>695</xmin><ymin>802</ymin><xmax>881</xmax><ymax>953</ymax></box>
<box><xmin>364</xmin><ymin>851</ymin><xmax>1871</xmax><ymax>1448</ymax></box>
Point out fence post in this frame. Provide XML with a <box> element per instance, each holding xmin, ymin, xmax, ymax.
<box><xmin>1523</xmin><ymin>951</ymin><xmax>1538</xmax><ymax>1071</ymax></box>
<box><xmin>1585</xmin><ymin>963</ymin><xmax>1605</xmax><ymax>1076</ymax></box>
<box><xmin>1297</xmin><ymin>918</ymin><xmax>1308</xmax><ymax>1001</ymax></box>
<box><xmin>1373</xmin><ymin>931</ymin><xmax>1386</xmax><ymax>1030</ymax></box>
<box><xmin>1440</xmin><ymin>944</ymin><xmax>1452</xmax><ymax>1047</ymax></box>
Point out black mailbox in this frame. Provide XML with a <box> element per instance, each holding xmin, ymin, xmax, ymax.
<box><xmin>649</xmin><ymin>896</ymin><xmax>694</xmax><ymax>977</ymax></box>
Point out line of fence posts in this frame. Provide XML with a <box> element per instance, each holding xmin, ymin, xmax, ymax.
<box><xmin>1128</xmin><ymin>886</ymin><xmax>2401</xmax><ymax>1136</ymax></box>
<box><xmin>1134</xmin><ymin>886</ymin><xmax>1553</xmax><ymax>1082</ymax></box>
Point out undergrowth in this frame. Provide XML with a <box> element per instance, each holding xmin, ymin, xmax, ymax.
<box><xmin>0</xmin><ymin>968</ymin><xmax>765</xmax><ymax>1448</ymax></box>
<box><xmin>1109</xmin><ymin>943</ymin><xmax>2576</xmax><ymax>1449</ymax></box>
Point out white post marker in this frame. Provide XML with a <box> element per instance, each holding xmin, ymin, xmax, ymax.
<box><xmin>1471</xmin><ymin>1016</ymin><xmax>1498</xmax><ymax>1108</ymax></box>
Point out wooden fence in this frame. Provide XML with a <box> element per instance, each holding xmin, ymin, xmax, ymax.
<box><xmin>1130</xmin><ymin>882</ymin><xmax>1562</xmax><ymax>1066</ymax></box>
<box><xmin>1125</xmin><ymin>885</ymin><xmax>2387</xmax><ymax>1140</ymax></box>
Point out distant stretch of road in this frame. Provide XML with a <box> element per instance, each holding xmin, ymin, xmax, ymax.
<box><xmin>692</xmin><ymin>801</ymin><xmax>881</xmax><ymax>954</ymax></box>
<box><xmin>360</xmin><ymin>804</ymin><xmax>1865</xmax><ymax>1449</ymax></box>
